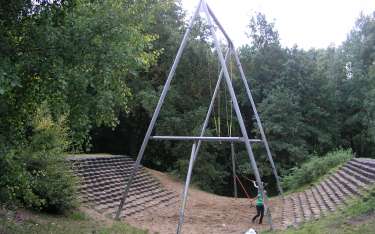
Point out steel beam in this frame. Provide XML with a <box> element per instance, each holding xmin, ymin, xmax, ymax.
<box><xmin>150</xmin><ymin>136</ymin><xmax>262</xmax><ymax>143</ymax></box>
<box><xmin>231</xmin><ymin>142</ymin><xmax>238</xmax><ymax>197</ymax></box>
<box><xmin>208</xmin><ymin>0</ymin><xmax>283</xmax><ymax>201</ymax></box>
<box><xmin>115</xmin><ymin>0</ymin><xmax>203</xmax><ymax>220</ymax></box>
<box><xmin>203</xmin><ymin>1</ymin><xmax>273</xmax><ymax>230</ymax></box>
<box><xmin>206</xmin><ymin>5</ymin><xmax>233</xmax><ymax>46</ymax></box>
<box><xmin>231</xmin><ymin>47</ymin><xmax>284</xmax><ymax>196</ymax></box>
<box><xmin>176</xmin><ymin>143</ymin><xmax>197</xmax><ymax>234</ymax></box>
<box><xmin>176</xmin><ymin>47</ymin><xmax>229</xmax><ymax>234</ymax></box>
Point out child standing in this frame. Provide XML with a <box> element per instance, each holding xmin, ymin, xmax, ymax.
<box><xmin>252</xmin><ymin>190</ymin><xmax>266</xmax><ymax>224</ymax></box>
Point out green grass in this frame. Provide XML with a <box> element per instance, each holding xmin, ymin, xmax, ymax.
<box><xmin>282</xmin><ymin>162</ymin><xmax>346</xmax><ymax>196</ymax></box>
<box><xmin>282</xmin><ymin>149</ymin><xmax>353</xmax><ymax>193</ymax></box>
<box><xmin>0</xmin><ymin>209</ymin><xmax>148</xmax><ymax>234</ymax></box>
<box><xmin>262</xmin><ymin>186</ymin><xmax>375</xmax><ymax>234</ymax></box>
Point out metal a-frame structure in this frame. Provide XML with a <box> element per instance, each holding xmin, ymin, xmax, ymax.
<box><xmin>115</xmin><ymin>0</ymin><xmax>283</xmax><ymax>232</ymax></box>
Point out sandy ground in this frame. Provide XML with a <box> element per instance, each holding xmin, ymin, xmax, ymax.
<box><xmin>123</xmin><ymin>168</ymin><xmax>284</xmax><ymax>234</ymax></box>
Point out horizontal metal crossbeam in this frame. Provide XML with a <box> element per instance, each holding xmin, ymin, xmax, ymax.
<box><xmin>150</xmin><ymin>136</ymin><xmax>262</xmax><ymax>143</ymax></box>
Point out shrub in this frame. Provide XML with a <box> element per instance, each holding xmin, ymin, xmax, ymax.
<box><xmin>0</xmin><ymin>104</ymin><xmax>77</xmax><ymax>213</ymax></box>
<box><xmin>0</xmin><ymin>150</ymin><xmax>41</xmax><ymax>208</ymax></box>
<box><xmin>346</xmin><ymin>185</ymin><xmax>375</xmax><ymax>216</ymax></box>
<box><xmin>282</xmin><ymin>149</ymin><xmax>353</xmax><ymax>191</ymax></box>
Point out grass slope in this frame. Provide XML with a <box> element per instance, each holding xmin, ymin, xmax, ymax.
<box><xmin>281</xmin><ymin>149</ymin><xmax>353</xmax><ymax>193</ymax></box>
<box><xmin>0</xmin><ymin>209</ymin><xmax>148</xmax><ymax>234</ymax></box>
<box><xmin>263</xmin><ymin>187</ymin><xmax>375</xmax><ymax>234</ymax></box>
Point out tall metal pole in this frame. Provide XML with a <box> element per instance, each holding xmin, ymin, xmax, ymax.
<box><xmin>232</xmin><ymin>48</ymin><xmax>283</xmax><ymax>196</ymax></box>
<box><xmin>115</xmin><ymin>0</ymin><xmax>203</xmax><ymax>220</ymax></box>
<box><xmin>175</xmin><ymin>50</ymin><xmax>229</xmax><ymax>234</ymax></box>
<box><xmin>202</xmin><ymin>1</ymin><xmax>273</xmax><ymax>229</ymax></box>
<box><xmin>231</xmin><ymin>142</ymin><xmax>238</xmax><ymax>197</ymax></box>
<box><xmin>206</xmin><ymin>2</ymin><xmax>282</xmax><ymax>197</ymax></box>
<box><xmin>176</xmin><ymin>143</ymin><xmax>197</xmax><ymax>234</ymax></box>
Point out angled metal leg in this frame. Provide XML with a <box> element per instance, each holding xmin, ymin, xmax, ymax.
<box><xmin>231</xmin><ymin>142</ymin><xmax>238</xmax><ymax>197</ymax></box>
<box><xmin>232</xmin><ymin>47</ymin><xmax>283</xmax><ymax>196</ymax></box>
<box><xmin>176</xmin><ymin>143</ymin><xmax>197</xmax><ymax>234</ymax></box>
<box><xmin>115</xmin><ymin>0</ymin><xmax>203</xmax><ymax>220</ymax></box>
<box><xmin>176</xmin><ymin>49</ymin><xmax>230</xmax><ymax>233</ymax></box>
<box><xmin>202</xmin><ymin>2</ymin><xmax>273</xmax><ymax>229</ymax></box>
<box><xmin>206</xmin><ymin>2</ymin><xmax>282</xmax><ymax>197</ymax></box>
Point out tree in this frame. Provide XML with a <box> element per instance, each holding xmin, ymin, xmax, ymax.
<box><xmin>0</xmin><ymin>0</ymin><xmax>159</xmax><ymax>151</ymax></box>
<box><xmin>339</xmin><ymin>13</ymin><xmax>375</xmax><ymax>156</ymax></box>
<box><xmin>0</xmin><ymin>0</ymin><xmax>161</xmax><ymax>210</ymax></box>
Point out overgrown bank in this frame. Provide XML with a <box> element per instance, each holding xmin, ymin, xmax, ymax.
<box><xmin>0</xmin><ymin>209</ymin><xmax>147</xmax><ymax>234</ymax></box>
<box><xmin>263</xmin><ymin>186</ymin><xmax>375</xmax><ymax>234</ymax></box>
<box><xmin>281</xmin><ymin>149</ymin><xmax>353</xmax><ymax>192</ymax></box>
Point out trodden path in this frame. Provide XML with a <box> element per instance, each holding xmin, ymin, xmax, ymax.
<box><xmin>70</xmin><ymin>155</ymin><xmax>375</xmax><ymax>234</ymax></box>
<box><xmin>125</xmin><ymin>168</ymin><xmax>283</xmax><ymax>234</ymax></box>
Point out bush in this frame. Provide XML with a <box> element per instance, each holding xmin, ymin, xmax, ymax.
<box><xmin>346</xmin><ymin>185</ymin><xmax>375</xmax><ymax>216</ymax></box>
<box><xmin>0</xmin><ymin>105</ymin><xmax>76</xmax><ymax>213</ymax></box>
<box><xmin>282</xmin><ymin>149</ymin><xmax>353</xmax><ymax>191</ymax></box>
<box><xmin>0</xmin><ymin>150</ymin><xmax>41</xmax><ymax>208</ymax></box>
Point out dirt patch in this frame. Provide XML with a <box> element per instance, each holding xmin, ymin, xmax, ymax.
<box><xmin>0</xmin><ymin>208</ymin><xmax>35</xmax><ymax>224</ymax></box>
<box><xmin>346</xmin><ymin>213</ymin><xmax>375</xmax><ymax>226</ymax></box>
<box><xmin>122</xmin><ymin>168</ymin><xmax>284</xmax><ymax>234</ymax></box>
<box><xmin>79</xmin><ymin>206</ymin><xmax>113</xmax><ymax>226</ymax></box>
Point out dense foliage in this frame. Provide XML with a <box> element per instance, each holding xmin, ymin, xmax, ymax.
<box><xmin>281</xmin><ymin>149</ymin><xmax>353</xmax><ymax>191</ymax></box>
<box><xmin>1</xmin><ymin>0</ymin><xmax>375</xmax><ymax>204</ymax></box>
<box><xmin>0</xmin><ymin>104</ymin><xmax>76</xmax><ymax>212</ymax></box>
<box><xmin>0</xmin><ymin>0</ymin><xmax>158</xmax><ymax>151</ymax></box>
<box><xmin>0</xmin><ymin>0</ymin><xmax>159</xmax><ymax>210</ymax></box>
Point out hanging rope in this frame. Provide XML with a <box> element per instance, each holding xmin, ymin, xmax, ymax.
<box><xmin>236</xmin><ymin>175</ymin><xmax>257</xmax><ymax>207</ymax></box>
<box><xmin>207</xmin><ymin>49</ymin><xmax>221</xmax><ymax>136</ymax></box>
<box><xmin>225</xmin><ymin>51</ymin><xmax>234</xmax><ymax>137</ymax></box>
<box><xmin>229</xmin><ymin>53</ymin><xmax>234</xmax><ymax>137</ymax></box>
<box><xmin>228</xmin><ymin>50</ymin><xmax>239</xmax><ymax>198</ymax></box>
<box><xmin>224</xmin><ymin>67</ymin><xmax>230</xmax><ymax>137</ymax></box>
<box><xmin>217</xmin><ymin>57</ymin><xmax>221</xmax><ymax>138</ymax></box>
<box><xmin>235</xmin><ymin>175</ymin><xmax>252</xmax><ymax>199</ymax></box>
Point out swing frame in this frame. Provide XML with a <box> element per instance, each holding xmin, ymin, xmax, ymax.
<box><xmin>115</xmin><ymin>1</ymin><xmax>283</xmax><ymax>233</ymax></box>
